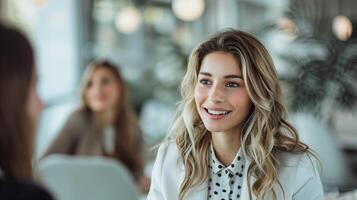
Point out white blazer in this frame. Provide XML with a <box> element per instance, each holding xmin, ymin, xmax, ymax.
<box><xmin>147</xmin><ymin>142</ymin><xmax>324</xmax><ymax>200</ymax></box>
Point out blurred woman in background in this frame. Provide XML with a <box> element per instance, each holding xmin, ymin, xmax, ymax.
<box><xmin>43</xmin><ymin>60</ymin><xmax>149</xmax><ymax>192</ymax></box>
<box><xmin>0</xmin><ymin>22</ymin><xmax>53</xmax><ymax>199</ymax></box>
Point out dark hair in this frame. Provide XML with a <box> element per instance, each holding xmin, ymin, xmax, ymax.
<box><xmin>79</xmin><ymin>60</ymin><xmax>144</xmax><ymax>179</ymax></box>
<box><xmin>0</xmin><ymin>23</ymin><xmax>35</xmax><ymax>179</ymax></box>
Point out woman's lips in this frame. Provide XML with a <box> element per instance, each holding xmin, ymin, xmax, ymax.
<box><xmin>204</xmin><ymin>107</ymin><xmax>231</xmax><ymax>119</ymax></box>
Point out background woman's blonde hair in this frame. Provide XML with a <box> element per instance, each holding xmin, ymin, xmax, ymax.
<box><xmin>166</xmin><ymin>29</ymin><xmax>312</xmax><ymax>200</ymax></box>
<box><xmin>79</xmin><ymin>60</ymin><xmax>144</xmax><ymax>180</ymax></box>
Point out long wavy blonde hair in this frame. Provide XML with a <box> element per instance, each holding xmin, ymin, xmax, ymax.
<box><xmin>167</xmin><ymin>29</ymin><xmax>312</xmax><ymax>200</ymax></box>
<box><xmin>78</xmin><ymin>60</ymin><xmax>143</xmax><ymax>180</ymax></box>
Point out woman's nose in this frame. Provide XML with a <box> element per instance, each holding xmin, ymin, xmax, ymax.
<box><xmin>209</xmin><ymin>84</ymin><xmax>224</xmax><ymax>103</ymax></box>
<box><xmin>93</xmin><ymin>83</ymin><xmax>103</xmax><ymax>92</ymax></box>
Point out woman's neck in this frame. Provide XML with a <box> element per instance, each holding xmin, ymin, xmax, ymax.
<box><xmin>211</xmin><ymin>130</ymin><xmax>241</xmax><ymax>167</ymax></box>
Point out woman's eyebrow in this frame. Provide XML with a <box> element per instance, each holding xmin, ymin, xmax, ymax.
<box><xmin>199</xmin><ymin>72</ymin><xmax>211</xmax><ymax>76</ymax></box>
<box><xmin>224</xmin><ymin>75</ymin><xmax>243</xmax><ymax>79</ymax></box>
<box><xmin>199</xmin><ymin>72</ymin><xmax>243</xmax><ymax>79</ymax></box>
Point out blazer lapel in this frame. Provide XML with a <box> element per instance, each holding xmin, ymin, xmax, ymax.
<box><xmin>185</xmin><ymin>181</ymin><xmax>208</xmax><ymax>200</ymax></box>
<box><xmin>177</xmin><ymin>162</ymin><xmax>208</xmax><ymax>200</ymax></box>
<box><xmin>240</xmin><ymin>159</ymin><xmax>257</xmax><ymax>200</ymax></box>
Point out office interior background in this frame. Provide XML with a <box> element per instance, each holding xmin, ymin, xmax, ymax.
<box><xmin>0</xmin><ymin>0</ymin><xmax>357</xmax><ymax>199</ymax></box>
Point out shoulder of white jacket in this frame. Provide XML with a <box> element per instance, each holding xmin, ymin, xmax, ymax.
<box><xmin>276</xmin><ymin>151</ymin><xmax>321</xmax><ymax>192</ymax></box>
<box><xmin>156</xmin><ymin>140</ymin><xmax>179</xmax><ymax>160</ymax></box>
<box><xmin>156</xmin><ymin>140</ymin><xmax>185</xmax><ymax>171</ymax></box>
<box><xmin>276</xmin><ymin>151</ymin><xmax>318</xmax><ymax>170</ymax></box>
<box><xmin>157</xmin><ymin>139</ymin><xmax>176</xmax><ymax>152</ymax></box>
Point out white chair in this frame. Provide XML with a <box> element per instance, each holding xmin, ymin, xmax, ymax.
<box><xmin>37</xmin><ymin>155</ymin><xmax>139</xmax><ymax>200</ymax></box>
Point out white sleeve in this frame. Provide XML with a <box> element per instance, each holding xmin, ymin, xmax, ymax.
<box><xmin>147</xmin><ymin>144</ymin><xmax>167</xmax><ymax>200</ymax></box>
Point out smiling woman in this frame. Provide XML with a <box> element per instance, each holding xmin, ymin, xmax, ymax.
<box><xmin>195</xmin><ymin>52</ymin><xmax>253</xmax><ymax>167</ymax></box>
<box><xmin>195</xmin><ymin>52</ymin><xmax>252</xmax><ymax>137</ymax></box>
<box><xmin>42</xmin><ymin>60</ymin><xmax>149</xmax><ymax>192</ymax></box>
<box><xmin>147</xmin><ymin>29</ymin><xmax>324</xmax><ymax>200</ymax></box>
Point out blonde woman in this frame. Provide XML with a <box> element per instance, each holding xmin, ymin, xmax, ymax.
<box><xmin>147</xmin><ymin>30</ymin><xmax>323</xmax><ymax>200</ymax></box>
<box><xmin>43</xmin><ymin>61</ymin><xmax>149</xmax><ymax>192</ymax></box>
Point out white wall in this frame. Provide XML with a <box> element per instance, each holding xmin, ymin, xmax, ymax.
<box><xmin>34</xmin><ymin>0</ymin><xmax>81</xmax><ymax>158</ymax></box>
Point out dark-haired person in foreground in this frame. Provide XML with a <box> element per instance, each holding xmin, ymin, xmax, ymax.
<box><xmin>0</xmin><ymin>22</ymin><xmax>54</xmax><ymax>200</ymax></box>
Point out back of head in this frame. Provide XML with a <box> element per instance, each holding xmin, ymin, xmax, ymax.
<box><xmin>0</xmin><ymin>23</ymin><xmax>34</xmax><ymax>180</ymax></box>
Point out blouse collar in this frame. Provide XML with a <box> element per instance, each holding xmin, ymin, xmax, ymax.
<box><xmin>209</xmin><ymin>143</ymin><xmax>246</xmax><ymax>175</ymax></box>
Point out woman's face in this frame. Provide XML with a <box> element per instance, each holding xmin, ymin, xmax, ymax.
<box><xmin>27</xmin><ymin>70</ymin><xmax>43</xmax><ymax>123</ymax></box>
<box><xmin>85</xmin><ymin>67</ymin><xmax>121</xmax><ymax>113</ymax></box>
<box><xmin>194</xmin><ymin>51</ymin><xmax>252</xmax><ymax>135</ymax></box>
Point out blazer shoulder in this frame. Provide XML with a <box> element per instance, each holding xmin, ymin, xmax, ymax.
<box><xmin>154</xmin><ymin>140</ymin><xmax>184</xmax><ymax>177</ymax></box>
<box><xmin>156</xmin><ymin>140</ymin><xmax>181</xmax><ymax>165</ymax></box>
<box><xmin>275</xmin><ymin>151</ymin><xmax>323</xmax><ymax>199</ymax></box>
<box><xmin>60</xmin><ymin>109</ymin><xmax>93</xmax><ymax>135</ymax></box>
<box><xmin>66</xmin><ymin>109</ymin><xmax>90</xmax><ymax>125</ymax></box>
<box><xmin>277</xmin><ymin>151</ymin><xmax>319</xmax><ymax>172</ymax></box>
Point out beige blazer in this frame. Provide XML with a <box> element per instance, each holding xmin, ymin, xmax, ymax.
<box><xmin>147</xmin><ymin>142</ymin><xmax>324</xmax><ymax>200</ymax></box>
<box><xmin>43</xmin><ymin>110</ymin><xmax>104</xmax><ymax>156</ymax></box>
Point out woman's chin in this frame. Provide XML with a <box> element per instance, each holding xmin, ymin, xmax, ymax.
<box><xmin>90</xmin><ymin>107</ymin><xmax>103</xmax><ymax>112</ymax></box>
<box><xmin>204</xmin><ymin>125</ymin><xmax>225</xmax><ymax>133</ymax></box>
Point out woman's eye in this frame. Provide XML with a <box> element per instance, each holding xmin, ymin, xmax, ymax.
<box><xmin>225</xmin><ymin>82</ymin><xmax>239</xmax><ymax>88</ymax></box>
<box><xmin>101</xmin><ymin>78</ymin><xmax>111</xmax><ymax>85</ymax></box>
<box><xmin>87</xmin><ymin>81</ymin><xmax>92</xmax><ymax>88</ymax></box>
<box><xmin>199</xmin><ymin>79</ymin><xmax>211</xmax><ymax>85</ymax></box>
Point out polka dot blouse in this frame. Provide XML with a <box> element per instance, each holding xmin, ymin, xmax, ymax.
<box><xmin>208</xmin><ymin>144</ymin><xmax>245</xmax><ymax>200</ymax></box>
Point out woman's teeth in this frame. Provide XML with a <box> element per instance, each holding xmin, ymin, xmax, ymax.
<box><xmin>206</xmin><ymin>108</ymin><xmax>231</xmax><ymax>115</ymax></box>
